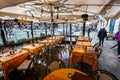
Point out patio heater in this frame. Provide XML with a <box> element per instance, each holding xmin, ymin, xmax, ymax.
<box><xmin>49</xmin><ymin>0</ymin><xmax>59</xmax><ymax>36</ymax></box>
<box><xmin>70</xmin><ymin>23</ymin><xmax>72</xmax><ymax>46</ymax></box>
<box><xmin>50</xmin><ymin>4</ymin><xmax>54</xmax><ymax>36</ymax></box>
<box><xmin>65</xmin><ymin>19</ymin><xmax>68</xmax><ymax>46</ymax></box>
<box><xmin>81</xmin><ymin>14</ymin><xmax>88</xmax><ymax>36</ymax></box>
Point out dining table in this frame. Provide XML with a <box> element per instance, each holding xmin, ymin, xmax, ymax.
<box><xmin>70</xmin><ymin>43</ymin><xmax>97</xmax><ymax>71</ymax></box>
<box><xmin>77</xmin><ymin>36</ymin><xmax>90</xmax><ymax>42</ymax></box>
<box><xmin>0</xmin><ymin>50</ymin><xmax>30</xmax><ymax>80</ymax></box>
<box><xmin>76</xmin><ymin>41</ymin><xmax>92</xmax><ymax>47</ymax></box>
<box><xmin>22</xmin><ymin>44</ymin><xmax>44</xmax><ymax>54</ymax></box>
<box><xmin>39</xmin><ymin>40</ymin><xmax>56</xmax><ymax>46</ymax></box>
<box><xmin>44</xmin><ymin>68</ymin><xmax>95</xmax><ymax>80</ymax></box>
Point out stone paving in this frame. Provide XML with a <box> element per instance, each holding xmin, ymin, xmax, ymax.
<box><xmin>90</xmin><ymin>31</ymin><xmax>120</xmax><ymax>80</ymax></box>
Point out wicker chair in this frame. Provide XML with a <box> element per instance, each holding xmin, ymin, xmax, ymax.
<box><xmin>90</xmin><ymin>70</ymin><xmax>118</xmax><ymax>80</ymax></box>
<box><xmin>2</xmin><ymin>47</ymin><xmax>10</xmax><ymax>53</ymax></box>
<box><xmin>17</xmin><ymin>53</ymin><xmax>38</xmax><ymax>73</ymax></box>
<box><xmin>72</xmin><ymin>62</ymin><xmax>92</xmax><ymax>76</ymax></box>
<box><xmin>37</xmin><ymin>45</ymin><xmax>48</xmax><ymax>63</ymax></box>
<box><xmin>93</xmin><ymin>43</ymin><xmax>99</xmax><ymax>48</ymax></box>
<box><xmin>0</xmin><ymin>62</ymin><xmax>3</xmax><ymax>71</ymax></box>
<box><xmin>93</xmin><ymin>43</ymin><xmax>100</xmax><ymax>52</ymax></box>
<box><xmin>97</xmin><ymin>48</ymin><xmax>102</xmax><ymax>59</ymax></box>
<box><xmin>68</xmin><ymin>44</ymin><xmax>73</xmax><ymax>55</ymax></box>
<box><xmin>47</xmin><ymin>59</ymin><xmax>66</xmax><ymax>73</ymax></box>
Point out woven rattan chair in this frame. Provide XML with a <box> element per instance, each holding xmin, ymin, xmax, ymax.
<box><xmin>2</xmin><ymin>47</ymin><xmax>10</xmax><ymax>53</ymax></box>
<box><xmin>90</xmin><ymin>70</ymin><xmax>118</xmax><ymax>80</ymax></box>
<box><xmin>93</xmin><ymin>43</ymin><xmax>100</xmax><ymax>52</ymax></box>
<box><xmin>97</xmin><ymin>48</ymin><xmax>102</xmax><ymax>58</ymax></box>
<box><xmin>0</xmin><ymin>62</ymin><xmax>3</xmax><ymax>71</ymax></box>
<box><xmin>72</xmin><ymin>62</ymin><xmax>92</xmax><ymax>76</ymax></box>
<box><xmin>37</xmin><ymin>45</ymin><xmax>48</xmax><ymax>63</ymax></box>
<box><xmin>17</xmin><ymin>53</ymin><xmax>37</xmax><ymax>73</ymax></box>
<box><xmin>47</xmin><ymin>59</ymin><xmax>66</xmax><ymax>73</ymax></box>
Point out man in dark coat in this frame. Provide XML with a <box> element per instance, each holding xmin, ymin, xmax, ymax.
<box><xmin>97</xmin><ymin>28</ymin><xmax>107</xmax><ymax>47</ymax></box>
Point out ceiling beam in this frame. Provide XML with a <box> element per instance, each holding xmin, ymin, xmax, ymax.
<box><xmin>64</xmin><ymin>3</ymin><xmax>120</xmax><ymax>6</ymax></box>
<box><xmin>0</xmin><ymin>11</ymin><xmax>94</xmax><ymax>21</ymax></box>
<box><xmin>0</xmin><ymin>11</ymin><xmax>33</xmax><ymax>18</ymax></box>
<box><xmin>0</xmin><ymin>0</ymin><xmax>31</xmax><ymax>9</ymax></box>
<box><xmin>100</xmin><ymin>0</ymin><xmax>120</xmax><ymax>16</ymax></box>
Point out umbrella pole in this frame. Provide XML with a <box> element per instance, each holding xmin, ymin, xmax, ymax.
<box><xmin>83</xmin><ymin>21</ymin><xmax>86</xmax><ymax>36</ymax></box>
<box><xmin>50</xmin><ymin>4</ymin><xmax>54</xmax><ymax>36</ymax></box>
<box><xmin>65</xmin><ymin>23</ymin><xmax>67</xmax><ymax>47</ymax></box>
<box><xmin>70</xmin><ymin>24</ymin><xmax>72</xmax><ymax>45</ymax></box>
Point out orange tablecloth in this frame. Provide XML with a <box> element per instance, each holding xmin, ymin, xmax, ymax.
<box><xmin>47</xmin><ymin>37</ymin><xmax>61</xmax><ymax>43</ymax></box>
<box><xmin>0</xmin><ymin>50</ymin><xmax>30</xmax><ymax>80</ymax></box>
<box><xmin>83</xmin><ymin>53</ymin><xmax>97</xmax><ymax>70</ymax></box>
<box><xmin>56</xmin><ymin>35</ymin><xmax>65</xmax><ymax>39</ymax></box>
<box><xmin>39</xmin><ymin>40</ymin><xmax>56</xmax><ymax>46</ymax></box>
<box><xmin>70</xmin><ymin>47</ymin><xmax>97</xmax><ymax>70</ymax></box>
<box><xmin>86</xmin><ymin>47</ymin><xmax>96</xmax><ymax>54</ymax></box>
<box><xmin>77</xmin><ymin>36</ymin><xmax>89</xmax><ymax>42</ymax></box>
<box><xmin>44</xmin><ymin>68</ymin><xmax>94</xmax><ymax>80</ymax></box>
<box><xmin>22</xmin><ymin>44</ymin><xmax>44</xmax><ymax>54</ymax></box>
<box><xmin>76</xmin><ymin>42</ymin><xmax>92</xmax><ymax>47</ymax></box>
<box><xmin>70</xmin><ymin>47</ymin><xmax>85</xmax><ymax>66</ymax></box>
<box><xmin>72</xmin><ymin>47</ymin><xmax>85</xmax><ymax>54</ymax></box>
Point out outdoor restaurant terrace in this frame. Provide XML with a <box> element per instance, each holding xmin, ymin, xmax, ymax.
<box><xmin>0</xmin><ymin>0</ymin><xmax>120</xmax><ymax>80</ymax></box>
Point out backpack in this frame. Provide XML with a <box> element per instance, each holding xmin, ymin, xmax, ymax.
<box><xmin>117</xmin><ymin>32</ymin><xmax>120</xmax><ymax>42</ymax></box>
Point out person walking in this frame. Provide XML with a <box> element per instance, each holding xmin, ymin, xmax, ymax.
<box><xmin>115</xmin><ymin>30</ymin><xmax>120</xmax><ymax>57</ymax></box>
<box><xmin>97</xmin><ymin>27</ymin><xmax>107</xmax><ymax>47</ymax></box>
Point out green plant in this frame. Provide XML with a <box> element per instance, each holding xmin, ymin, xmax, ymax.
<box><xmin>7</xmin><ymin>40</ymin><xmax>15</xmax><ymax>46</ymax></box>
<box><xmin>17</xmin><ymin>38</ymin><xmax>26</xmax><ymax>43</ymax></box>
<box><xmin>47</xmin><ymin>34</ymin><xmax>51</xmax><ymax>37</ymax></box>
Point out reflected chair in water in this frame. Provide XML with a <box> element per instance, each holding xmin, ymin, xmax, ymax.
<box><xmin>90</xmin><ymin>70</ymin><xmax>118</xmax><ymax>80</ymax></box>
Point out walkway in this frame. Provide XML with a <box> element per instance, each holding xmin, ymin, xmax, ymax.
<box><xmin>90</xmin><ymin>31</ymin><xmax>120</xmax><ymax>80</ymax></box>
